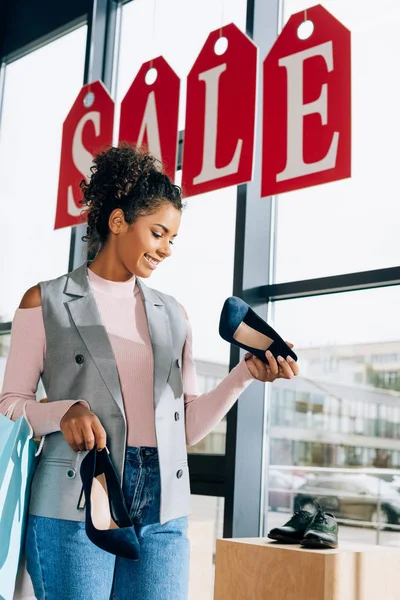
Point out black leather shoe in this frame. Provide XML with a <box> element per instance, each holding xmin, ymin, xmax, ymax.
<box><xmin>268</xmin><ymin>509</ymin><xmax>315</xmax><ymax>543</ymax></box>
<box><xmin>301</xmin><ymin>508</ymin><xmax>339</xmax><ymax>549</ymax></box>
<box><xmin>80</xmin><ymin>447</ymin><xmax>140</xmax><ymax>560</ymax></box>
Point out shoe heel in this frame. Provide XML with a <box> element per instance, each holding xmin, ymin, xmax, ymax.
<box><xmin>80</xmin><ymin>447</ymin><xmax>140</xmax><ymax>560</ymax></box>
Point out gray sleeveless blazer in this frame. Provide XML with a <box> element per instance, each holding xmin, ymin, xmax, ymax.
<box><xmin>29</xmin><ymin>262</ymin><xmax>191</xmax><ymax>525</ymax></box>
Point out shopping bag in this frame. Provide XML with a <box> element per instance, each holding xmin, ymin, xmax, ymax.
<box><xmin>0</xmin><ymin>402</ymin><xmax>44</xmax><ymax>600</ymax></box>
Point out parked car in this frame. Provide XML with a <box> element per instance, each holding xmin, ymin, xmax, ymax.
<box><xmin>294</xmin><ymin>474</ymin><xmax>400</xmax><ymax>525</ymax></box>
<box><xmin>268</xmin><ymin>470</ymin><xmax>307</xmax><ymax>511</ymax></box>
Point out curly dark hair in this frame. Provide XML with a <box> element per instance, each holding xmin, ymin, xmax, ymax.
<box><xmin>79</xmin><ymin>143</ymin><xmax>183</xmax><ymax>258</ymax></box>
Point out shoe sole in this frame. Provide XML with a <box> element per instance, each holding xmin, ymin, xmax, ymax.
<box><xmin>301</xmin><ymin>539</ymin><xmax>338</xmax><ymax>549</ymax></box>
<box><xmin>267</xmin><ymin>533</ymin><xmax>302</xmax><ymax>544</ymax></box>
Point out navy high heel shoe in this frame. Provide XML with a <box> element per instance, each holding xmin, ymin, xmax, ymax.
<box><xmin>219</xmin><ymin>296</ymin><xmax>298</xmax><ymax>364</ymax></box>
<box><xmin>80</xmin><ymin>446</ymin><xmax>140</xmax><ymax>560</ymax></box>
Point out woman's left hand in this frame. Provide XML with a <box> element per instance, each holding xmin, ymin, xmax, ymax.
<box><xmin>245</xmin><ymin>342</ymin><xmax>299</xmax><ymax>382</ymax></box>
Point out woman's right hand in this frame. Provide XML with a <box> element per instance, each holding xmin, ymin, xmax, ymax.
<box><xmin>60</xmin><ymin>403</ymin><xmax>107</xmax><ymax>452</ymax></box>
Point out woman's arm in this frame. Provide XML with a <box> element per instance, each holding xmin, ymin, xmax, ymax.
<box><xmin>181</xmin><ymin>308</ymin><xmax>255</xmax><ymax>447</ymax></box>
<box><xmin>0</xmin><ymin>285</ymin><xmax>89</xmax><ymax>437</ymax></box>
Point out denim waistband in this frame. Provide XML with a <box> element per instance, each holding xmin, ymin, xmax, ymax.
<box><xmin>125</xmin><ymin>446</ymin><xmax>159</xmax><ymax>464</ymax></box>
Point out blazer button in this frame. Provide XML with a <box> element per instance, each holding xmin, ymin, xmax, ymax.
<box><xmin>66</xmin><ymin>468</ymin><xmax>76</xmax><ymax>479</ymax></box>
<box><xmin>176</xmin><ymin>469</ymin><xmax>183</xmax><ymax>479</ymax></box>
<box><xmin>75</xmin><ymin>354</ymin><xmax>84</xmax><ymax>365</ymax></box>
<box><xmin>176</xmin><ymin>358</ymin><xmax>181</xmax><ymax>368</ymax></box>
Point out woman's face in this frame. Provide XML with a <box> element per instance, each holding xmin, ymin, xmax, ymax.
<box><xmin>113</xmin><ymin>202</ymin><xmax>182</xmax><ymax>278</ymax></box>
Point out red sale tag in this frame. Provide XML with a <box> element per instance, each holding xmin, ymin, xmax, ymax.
<box><xmin>261</xmin><ymin>4</ymin><xmax>351</xmax><ymax>197</ymax></box>
<box><xmin>119</xmin><ymin>56</ymin><xmax>180</xmax><ymax>182</ymax></box>
<box><xmin>54</xmin><ymin>81</ymin><xmax>114</xmax><ymax>230</ymax></box>
<box><xmin>181</xmin><ymin>23</ymin><xmax>257</xmax><ymax>198</ymax></box>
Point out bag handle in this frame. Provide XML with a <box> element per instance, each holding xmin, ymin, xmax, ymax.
<box><xmin>5</xmin><ymin>399</ymin><xmax>45</xmax><ymax>457</ymax></box>
<box><xmin>22</xmin><ymin>402</ymin><xmax>45</xmax><ymax>457</ymax></box>
<box><xmin>5</xmin><ymin>399</ymin><xmax>20</xmax><ymax>419</ymax></box>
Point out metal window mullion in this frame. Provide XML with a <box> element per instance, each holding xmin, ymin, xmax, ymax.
<box><xmin>0</xmin><ymin>61</ymin><xmax>9</xmax><ymax>335</ymax></box>
<box><xmin>223</xmin><ymin>0</ymin><xmax>280</xmax><ymax>540</ymax></box>
<box><xmin>242</xmin><ymin>266</ymin><xmax>400</xmax><ymax>305</ymax></box>
<box><xmin>2</xmin><ymin>15</ymin><xmax>88</xmax><ymax>66</ymax></box>
<box><xmin>69</xmin><ymin>0</ymin><xmax>121</xmax><ymax>272</ymax></box>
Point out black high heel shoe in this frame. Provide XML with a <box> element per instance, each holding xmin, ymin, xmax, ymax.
<box><xmin>219</xmin><ymin>296</ymin><xmax>298</xmax><ymax>364</ymax></box>
<box><xmin>80</xmin><ymin>446</ymin><xmax>140</xmax><ymax>560</ymax></box>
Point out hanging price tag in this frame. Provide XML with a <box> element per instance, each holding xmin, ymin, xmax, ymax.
<box><xmin>54</xmin><ymin>81</ymin><xmax>114</xmax><ymax>230</ymax></box>
<box><xmin>261</xmin><ymin>5</ymin><xmax>351</xmax><ymax>197</ymax></box>
<box><xmin>119</xmin><ymin>56</ymin><xmax>180</xmax><ymax>182</ymax></box>
<box><xmin>182</xmin><ymin>23</ymin><xmax>257</xmax><ymax>198</ymax></box>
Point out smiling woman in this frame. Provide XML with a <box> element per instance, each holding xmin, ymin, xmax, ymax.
<box><xmin>88</xmin><ymin>202</ymin><xmax>182</xmax><ymax>279</ymax></box>
<box><xmin>0</xmin><ymin>141</ymin><xmax>298</xmax><ymax>600</ymax></box>
<box><xmin>80</xmin><ymin>143</ymin><xmax>183</xmax><ymax>272</ymax></box>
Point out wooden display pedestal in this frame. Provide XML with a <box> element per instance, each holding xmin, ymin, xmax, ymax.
<box><xmin>214</xmin><ymin>538</ymin><xmax>400</xmax><ymax>600</ymax></box>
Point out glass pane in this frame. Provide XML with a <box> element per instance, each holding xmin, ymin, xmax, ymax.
<box><xmin>186</xmin><ymin>361</ymin><xmax>229</xmax><ymax>455</ymax></box>
<box><xmin>117</xmin><ymin>0</ymin><xmax>247</xmax><ymax>130</ymax></box>
<box><xmin>0</xmin><ymin>26</ymin><xmax>87</xmax><ymax>323</ymax></box>
<box><xmin>264</xmin><ymin>285</ymin><xmax>400</xmax><ymax>543</ymax></box>
<box><xmin>189</xmin><ymin>495</ymin><xmax>224</xmax><ymax>600</ymax></box>
<box><xmin>149</xmin><ymin>175</ymin><xmax>236</xmax><ymax>365</ymax></box>
<box><xmin>116</xmin><ymin>0</ymin><xmax>248</xmax><ymax>455</ymax></box>
<box><xmin>149</xmin><ymin>175</ymin><xmax>237</xmax><ymax>455</ymax></box>
<box><xmin>275</xmin><ymin>0</ymin><xmax>400</xmax><ymax>282</ymax></box>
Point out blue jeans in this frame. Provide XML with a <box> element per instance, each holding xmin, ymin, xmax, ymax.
<box><xmin>25</xmin><ymin>446</ymin><xmax>190</xmax><ymax>600</ymax></box>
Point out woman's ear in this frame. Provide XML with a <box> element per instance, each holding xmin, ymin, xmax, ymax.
<box><xmin>109</xmin><ymin>208</ymin><xmax>128</xmax><ymax>235</ymax></box>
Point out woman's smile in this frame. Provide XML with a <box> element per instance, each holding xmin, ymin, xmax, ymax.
<box><xmin>144</xmin><ymin>253</ymin><xmax>161</xmax><ymax>269</ymax></box>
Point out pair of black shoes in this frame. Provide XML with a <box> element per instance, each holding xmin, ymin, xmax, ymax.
<box><xmin>268</xmin><ymin>503</ymin><xmax>338</xmax><ymax>549</ymax></box>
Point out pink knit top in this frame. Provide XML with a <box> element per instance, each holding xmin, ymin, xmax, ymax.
<box><xmin>0</xmin><ymin>268</ymin><xmax>255</xmax><ymax>447</ymax></box>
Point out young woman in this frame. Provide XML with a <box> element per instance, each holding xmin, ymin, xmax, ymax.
<box><xmin>0</xmin><ymin>144</ymin><xmax>299</xmax><ymax>600</ymax></box>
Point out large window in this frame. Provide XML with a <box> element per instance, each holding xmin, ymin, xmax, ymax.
<box><xmin>0</xmin><ymin>25</ymin><xmax>87</xmax><ymax>323</ymax></box>
<box><xmin>263</xmin><ymin>0</ymin><xmax>400</xmax><ymax>545</ymax></box>
<box><xmin>116</xmin><ymin>0</ymin><xmax>248</xmax><ymax>456</ymax></box>
<box><xmin>265</xmin><ymin>285</ymin><xmax>400</xmax><ymax>542</ymax></box>
<box><xmin>275</xmin><ymin>0</ymin><xmax>400</xmax><ymax>282</ymax></box>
